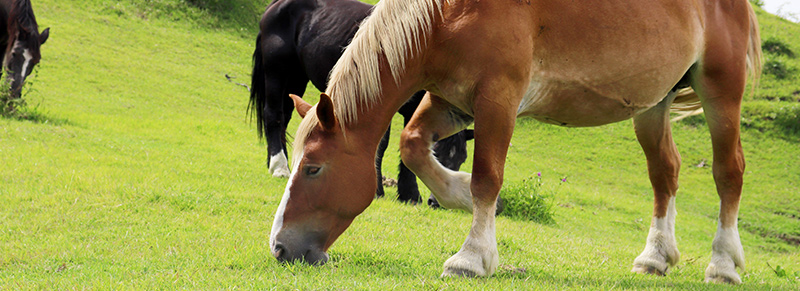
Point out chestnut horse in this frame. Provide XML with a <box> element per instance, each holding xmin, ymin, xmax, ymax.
<box><xmin>248</xmin><ymin>0</ymin><xmax>474</xmax><ymax>204</ymax></box>
<box><xmin>270</xmin><ymin>0</ymin><xmax>761</xmax><ymax>284</ymax></box>
<box><xmin>0</xmin><ymin>0</ymin><xmax>48</xmax><ymax>109</ymax></box>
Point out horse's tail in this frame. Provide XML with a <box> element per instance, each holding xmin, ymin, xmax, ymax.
<box><xmin>248</xmin><ymin>32</ymin><xmax>268</xmax><ymax>139</ymax></box>
<box><xmin>669</xmin><ymin>89</ymin><xmax>702</xmax><ymax>122</ymax></box>
<box><xmin>745</xmin><ymin>2</ymin><xmax>763</xmax><ymax>89</ymax></box>
<box><xmin>670</xmin><ymin>3</ymin><xmax>762</xmax><ymax>122</ymax></box>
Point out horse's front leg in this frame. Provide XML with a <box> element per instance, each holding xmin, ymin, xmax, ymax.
<box><xmin>441</xmin><ymin>84</ymin><xmax>518</xmax><ymax>277</ymax></box>
<box><xmin>696</xmin><ymin>70</ymin><xmax>748</xmax><ymax>285</ymax></box>
<box><xmin>631</xmin><ymin>91</ymin><xmax>682</xmax><ymax>276</ymax></box>
<box><xmin>401</xmin><ymin>87</ymin><xmax>516</xmax><ymax>277</ymax></box>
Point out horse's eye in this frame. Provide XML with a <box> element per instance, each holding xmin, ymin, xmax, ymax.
<box><xmin>304</xmin><ymin>165</ymin><xmax>321</xmax><ymax>176</ymax></box>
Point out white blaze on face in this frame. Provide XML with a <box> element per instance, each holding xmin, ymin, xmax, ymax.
<box><xmin>20</xmin><ymin>48</ymin><xmax>33</xmax><ymax>79</ymax></box>
<box><xmin>269</xmin><ymin>152</ymin><xmax>302</xmax><ymax>248</ymax></box>
<box><xmin>3</xmin><ymin>41</ymin><xmax>34</xmax><ymax>84</ymax></box>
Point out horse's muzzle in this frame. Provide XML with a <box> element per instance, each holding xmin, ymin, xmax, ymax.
<box><xmin>272</xmin><ymin>241</ymin><xmax>329</xmax><ymax>265</ymax></box>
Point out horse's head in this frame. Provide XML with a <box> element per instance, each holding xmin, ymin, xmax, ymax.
<box><xmin>3</xmin><ymin>26</ymin><xmax>48</xmax><ymax>99</ymax></box>
<box><xmin>270</xmin><ymin>93</ymin><xmax>377</xmax><ymax>265</ymax></box>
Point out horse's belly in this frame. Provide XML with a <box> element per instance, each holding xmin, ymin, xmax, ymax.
<box><xmin>516</xmin><ymin>80</ymin><xmax>662</xmax><ymax>127</ymax></box>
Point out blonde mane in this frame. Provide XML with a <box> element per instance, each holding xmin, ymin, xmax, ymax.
<box><xmin>292</xmin><ymin>0</ymin><xmax>446</xmax><ymax>165</ymax></box>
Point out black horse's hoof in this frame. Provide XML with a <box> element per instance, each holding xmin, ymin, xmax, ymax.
<box><xmin>427</xmin><ymin>196</ymin><xmax>441</xmax><ymax>209</ymax></box>
<box><xmin>427</xmin><ymin>196</ymin><xmax>505</xmax><ymax>216</ymax></box>
<box><xmin>495</xmin><ymin>197</ymin><xmax>505</xmax><ymax>216</ymax></box>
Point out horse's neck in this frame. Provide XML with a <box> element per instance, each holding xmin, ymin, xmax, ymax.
<box><xmin>343</xmin><ymin>58</ymin><xmax>425</xmax><ymax>147</ymax></box>
<box><xmin>0</xmin><ymin>0</ymin><xmax>10</xmax><ymax>36</ymax></box>
<box><xmin>0</xmin><ymin>1</ymin><xmax>10</xmax><ymax>56</ymax></box>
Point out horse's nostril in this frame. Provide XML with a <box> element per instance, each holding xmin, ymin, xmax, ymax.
<box><xmin>273</xmin><ymin>243</ymin><xmax>286</xmax><ymax>261</ymax></box>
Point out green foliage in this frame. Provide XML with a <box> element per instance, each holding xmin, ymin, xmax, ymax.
<box><xmin>749</xmin><ymin>0</ymin><xmax>764</xmax><ymax>8</ymax></box>
<box><xmin>0</xmin><ymin>69</ymin><xmax>48</xmax><ymax>122</ymax></box>
<box><xmin>768</xmin><ymin>263</ymin><xmax>800</xmax><ymax>281</ymax></box>
<box><xmin>740</xmin><ymin>102</ymin><xmax>800</xmax><ymax>141</ymax></box>
<box><xmin>99</xmin><ymin>0</ymin><xmax>262</xmax><ymax>36</ymax></box>
<box><xmin>763</xmin><ymin>59</ymin><xmax>795</xmax><ymax>79</ymax></box>
<box><xmin>751</xmin><ymin>7</ymin><xmax>800</xmax><ymax>101</ymax></box>
<box><xmin>762</xmin><ymin>37</ymin><xmax>796</xmax><ymax>58</ymax></box>
<box><xmin>499</xmin><ymin>174</ymin><xmax>556</xmax><ymax>224</ymax></box>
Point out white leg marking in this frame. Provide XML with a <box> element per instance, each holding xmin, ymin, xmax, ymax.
<box><xmin>269</xmin><ymin>153</ymin><xmax>302</xmax><ymax>250</ymax></box>
<box><xmin>632</xmin><ymin>196</ymin><xmax>680</xmax><ymax>275</ymax></box>
<box><xmin>411</xmin><ymin>151</ymin><xmax>473</xmax><ymax>212</ymax></box>
<box><xmin>269</xmin><ymin>150</ymin><xmax>291</xmax><ymax>178</ymax></box>
<box><xmin>705</xmin><ymin>222</ymin><xmax>745</xmax><ymax>284</ymax></box>
<box><xmin>441</xmin><ymin>200</ymin><xmax>499</xmax><ymax>277</ymax></box>
<box><xmin>428</xmin><ymin>167</ymin><xmax>473</xmax><ymax>212</ymax></box>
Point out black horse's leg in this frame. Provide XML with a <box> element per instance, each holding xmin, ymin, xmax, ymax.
<box><xmin>375</xmin><ymin>125</ymin><xmax>391</xmax><ymax>198</ymax></box>
<box><xmin>262</xmin><ymin>75</ymin><xmax>307</xmax><ymax>178</ymax></box>
<box><xmin>263</xmin><ymin>84</ymin><xmax>290</xmax><ymax>178</ymax></box>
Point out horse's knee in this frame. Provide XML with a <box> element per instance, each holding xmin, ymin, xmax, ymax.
<box><xmin>470</xmin><ymin>173</ymin><xmax>503</xmax><ymax>209</ymax></box>
<box><xmin>400</xmin><ymin>129</ymin><xmax>430</xmax><ymax>169</ymax></box>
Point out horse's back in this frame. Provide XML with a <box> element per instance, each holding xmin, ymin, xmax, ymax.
<box><xmin>259</xmin><ymin>0</ymin><xmax>372</xmax><ymax>89</ymax></box>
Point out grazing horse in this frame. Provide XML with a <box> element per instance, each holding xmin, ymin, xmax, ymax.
<box><xmin>248</xmin><ymin>0</ymin><xmax>472</xmax><ymax>202</ymax></box>
<box><xmin>0</xmin><ymin>0</ymin><xmax>48</xmax><ymax>108</ymax></box>
<box><xmin>270</xmin><ymin>0</ymin><xmax>761</xmax><ymax>284</ymax></box>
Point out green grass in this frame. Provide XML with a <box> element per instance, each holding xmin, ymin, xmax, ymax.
<box><xmin>1</xmin><ymin>0</ymin><xmax>798</xmax><ymax>289</ymax></box>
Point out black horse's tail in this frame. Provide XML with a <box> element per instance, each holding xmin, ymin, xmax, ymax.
<box><xmin>248</xmin><ymin>32</ymin><xmax>268</xmax><ymax>140</ymax></box>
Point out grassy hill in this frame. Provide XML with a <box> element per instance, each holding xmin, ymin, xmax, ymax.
<box><xmin>1</xmin><ymin>0</ymin><xmax>798</xmax><ymax>289</ymax></box>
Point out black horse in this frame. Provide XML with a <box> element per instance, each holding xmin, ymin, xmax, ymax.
<box><xmin>0</xmin><ymin>0</ymin><xmax>48</xmax><ymax>109</ymax></box>
<box><xmin>248</xmin><ymin>0</ymin><xmax>471</xmax><ymax>204</ymax></box>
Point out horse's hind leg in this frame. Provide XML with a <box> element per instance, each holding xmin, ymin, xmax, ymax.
<box><xmin>694</xmin><ymin>25</ymin><xmax>750</xmax><ymax>284</ymax></box>
<box><xmin>263</xmin><ymin>73</ymin><xmax>307</xmax><ymax>178</ymax></box>
<box><xmin>631</xmin><ymin>91</ymin><xmax>682</xmax><ymax>276</ymax></box>
<box><xmin>696</xmin><ymin>76</ymin><xmax>747</xmax><ymax>284</ymax></box>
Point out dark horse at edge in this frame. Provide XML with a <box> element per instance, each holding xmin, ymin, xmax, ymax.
<box><xmin>248</xmin><ymin>0</ymin><xmax>473</xmax><ymax>205</ymax></box>
<box><xmin>0</xmin><ymin>0</ymin><xmax>48</xmax><ymax>110</ymax></box>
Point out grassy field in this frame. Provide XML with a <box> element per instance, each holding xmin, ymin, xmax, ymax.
<box><xmin>1</xmin><ymin>0</ymin><xmax>798</xmax><ymax>289</ymax></box>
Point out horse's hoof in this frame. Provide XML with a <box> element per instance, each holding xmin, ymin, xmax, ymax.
<box><xmin>271</xmin><ymin>168</ymin><xmax>290</xmax><ymax>178</ymax></box>
<box><xmin>705</xmin><ymin>274</ymin><xmax>741</xmax><ymax>284</ymax></box>
<box><xmin>441</xmin><ymin>267</ymin><xmax>478</xmax><ymax>277</ymax></box>
<box><xmin>427</xmin><ymin>197</ymin><xmax>441</xmax><ymax>209</ymax></box>
<box><xmin>440</xmin><ymin>246</ymin><xmax>497</xmax><ymax>278</ymax></box>
<box><xmin>705</xmin><ymin>265</ymin><xmax>742</xmax><ymax>285</ymax></box>
<box><xmin>631</xmin><ymin>264</ymin><xmax>666</xmax><ymax>276</ymax></box>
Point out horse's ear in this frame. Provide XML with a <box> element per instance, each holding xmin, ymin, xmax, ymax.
<box><xmin>290</xmin><ymin>94</ymin><xmax>311</xmax><ymax>118</ymax></box>
<box><xmin>39</xmin><ymin>28</ymin><xmax>49</xmax><ymax>45</ymax></box>
<box><xmin>317</xmin><ymin>93</ymin><xmax>337</xmax><ymax>130</ymax></box>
